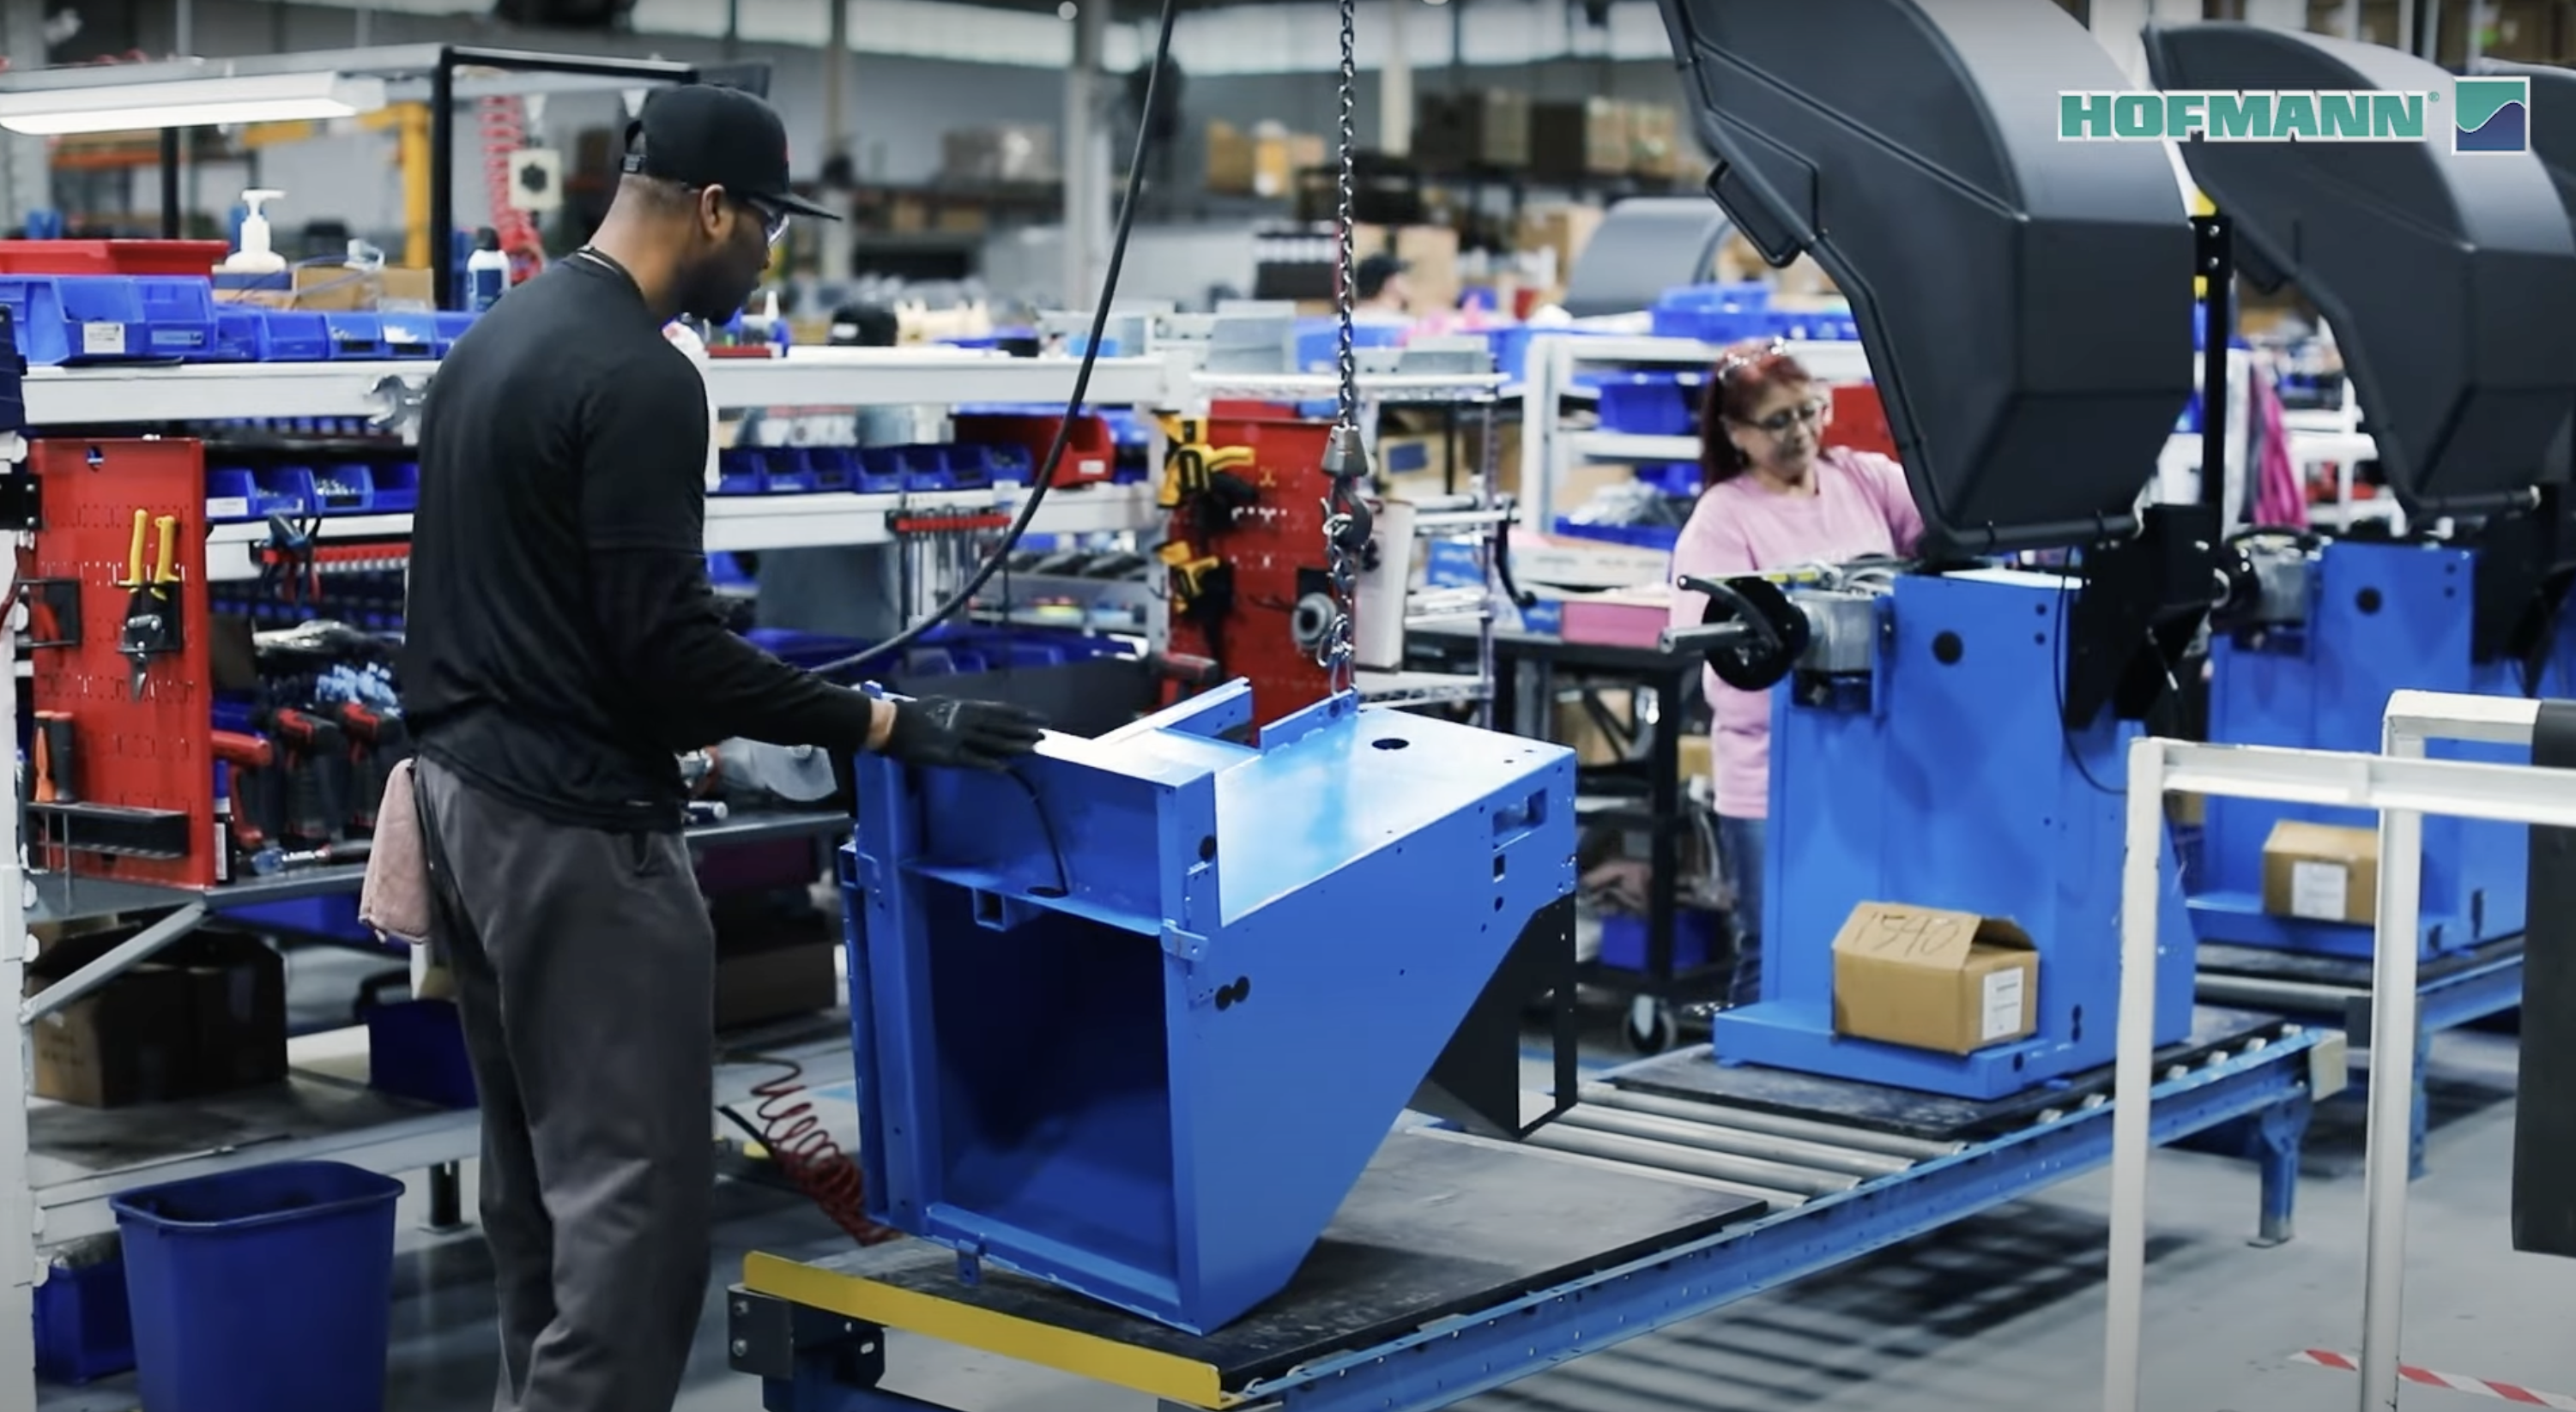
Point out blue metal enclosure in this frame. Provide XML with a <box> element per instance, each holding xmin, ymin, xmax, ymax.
<box><xmin>841</xmin><ymin>685</ymin><xmax>1578</xmax><ymax>1334</ymax></box>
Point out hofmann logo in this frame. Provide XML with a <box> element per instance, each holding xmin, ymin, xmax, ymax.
<box><xmin>2059</xmin><ymin>79</ymin><xmax>2529</xmax><ymax>155</ymax></box>
<box><xmin>2454</xmin><ymin>75</ymin><xmax>2531</xmax><ymax>154</ymax></box>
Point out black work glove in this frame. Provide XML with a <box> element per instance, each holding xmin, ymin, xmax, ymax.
<box><xmin>881</xmin><ymin>697</ymin><xmax>1049</xmax><ymax>772</ymax></box>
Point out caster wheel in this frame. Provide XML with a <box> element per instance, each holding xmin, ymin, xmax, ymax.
<box><xmin>1623</xmin><ymin>996</ymin><xmax>1679</xmax><ymax>1054</ymax></box>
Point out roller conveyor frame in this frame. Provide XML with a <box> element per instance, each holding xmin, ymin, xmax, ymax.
<box><xmin>2197</xmin><ymin>936</ymin><xmax>2524</xmax><ymax>1180</ymax></box>
<box><xmin>727</xmin><ymin>1009</ymin><xmax>2333</xmax><ymax>1412</ymax></box>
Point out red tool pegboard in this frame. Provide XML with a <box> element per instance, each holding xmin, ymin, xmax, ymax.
<box><xmin>1159</xmin><ymin>404</ymin><xmax>1347</xmax><ymax>728</ymax></box>
<box><xmin>28</xmin><ymin>437</ymin><xmax>217</xmax><ymax>889</ymax></box>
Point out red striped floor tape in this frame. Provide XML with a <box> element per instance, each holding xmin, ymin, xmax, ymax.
<box><xmin>2295</xmin><ymin>1350</ymin><xmax>2576</xmax><ymax>1409</ymax></box>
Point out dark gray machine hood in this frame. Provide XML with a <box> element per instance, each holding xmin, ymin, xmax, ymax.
<box><xmin>2146</xmin><ymin>24</ymin><xmax>2576</xmax><ymax>516</ymax></box>
<box><xmin>1654</xmin><ymin>0</ymin><xmax>2194</xmax><ymax>557</ymax></box>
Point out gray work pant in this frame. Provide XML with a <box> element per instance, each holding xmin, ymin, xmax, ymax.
<box><xmin>416</xmin><ymin>757</ymin><xmax>714</xmax><ymax>1412</ymax></box>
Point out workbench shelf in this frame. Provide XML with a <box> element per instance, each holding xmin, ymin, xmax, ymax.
<box><xmin>1</xmin><ymin>347</ymin><xmax>1188</xmax><ymax>1407</ymax></box>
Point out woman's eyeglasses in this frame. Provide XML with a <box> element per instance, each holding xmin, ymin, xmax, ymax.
<box><xmin>1741</xmin><ymin>399</ymin><xmax>1827</xmax><ymax>437</ymax></box>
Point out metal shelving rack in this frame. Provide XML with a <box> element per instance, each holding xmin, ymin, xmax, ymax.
<box><xmin>0</xmin><ymin>347</ymin><xmax>1175</xmax><ymax>1405</ymax></box>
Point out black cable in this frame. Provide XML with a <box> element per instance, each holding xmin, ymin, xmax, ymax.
<box><xmin>806</xmin><ymin>0</ymin><xmax>1182</xmax><ymax>680</ymax></box>
<box><xmin>2053</xmin><ymin>552</ymin><xmax>2123</xmax><ymax>797</ymax></box>
<box><xmin>1003</xmin><ymin>766</ymin><xmax>1072</xmax><ymax>898</ymax></box>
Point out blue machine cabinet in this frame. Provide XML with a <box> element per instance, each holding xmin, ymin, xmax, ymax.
<box><xmin>842</xmin><ymin>684</ymin><xmax>1577</xmax><ymax>1335</ymax></box>
<box><xmin>2148</xmin><ymin>28</ymin><xmax>2576</xmax><ymax>965</ymax></box>
<box><xmin>2195</xmin><ymin>540</ymin><xmax>2576</xmax><ymax>960</ymax></box>
<box><xmin>1708</xmin><ymin>570</ymin><xmax>2202</xmax><ymax>1100</ymax></box>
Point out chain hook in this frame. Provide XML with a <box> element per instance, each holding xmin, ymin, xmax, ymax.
<box><xmin>1320</xmin><ymin>0</ymin><xmax>1369</xmax><ymax>697</ymax></box>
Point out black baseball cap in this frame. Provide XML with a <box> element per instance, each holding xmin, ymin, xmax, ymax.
<box><xmin>1357</xmin><ymin>252</ymin><xmax>1408</xmax><ymax>296</ymax></box>
<box><xmin>621</xmin><ymin>84</ymin><xmax>838</xmax><ymax>220</ymax></box>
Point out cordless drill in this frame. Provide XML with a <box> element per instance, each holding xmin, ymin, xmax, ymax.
<box><xmin>259</xmin><ymin>707</ymin><xmax>350</xmax><ymax>845</ymax></box>
<box><xmin>330</xmin><ymin>701</ymin><xmax>409</xmax><ymax>832</ymax></box>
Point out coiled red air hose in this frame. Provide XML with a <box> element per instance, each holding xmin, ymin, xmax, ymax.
<box><xmin>476</xmin><ymin>94</ymin><xmax>547</xmax><ymax>283</ymax></box>
<box><xmin>721</xmin><ymin>1056</ymin><xmax>901</xmax><ymax>1246</ymax></box>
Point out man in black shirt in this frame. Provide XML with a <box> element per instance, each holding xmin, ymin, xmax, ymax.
<box><xmin>402</xmin><ymin>84</ymin><xmax>1044</xmax><ymax>1412</ymax></box>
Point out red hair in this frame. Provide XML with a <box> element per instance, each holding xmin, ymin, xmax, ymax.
<box><xmin>1697</xmin><ymin>337</ymin><xmax>1815</xmax><ymax>486</ymax></box>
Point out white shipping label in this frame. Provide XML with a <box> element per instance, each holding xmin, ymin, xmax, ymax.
<box><xmin>2289</xmin><ymin>860</ymin><xmax>2350</xmax><ymax>920</ymax></box>
<box><xmin>81</xmin><ymin>322</ymin><xmax>125</xmax><ymax>356</ymax></box>
<box><xmin>1980</xmin><ymin>968</ymin><xmax>2025</xmax><ymax>1043</ymax></box>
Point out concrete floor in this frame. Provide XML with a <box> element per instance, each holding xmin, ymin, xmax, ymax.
<box><xmin>39</xmin><ymin>985</ymin><xmax>2576</xmax><ymax>1412</ymax></box>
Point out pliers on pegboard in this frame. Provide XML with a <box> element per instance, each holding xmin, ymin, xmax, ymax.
<box><xmin>257</xmin><ymin>513</ymin><xmax>322</xmax><ymax>606</ymax></box>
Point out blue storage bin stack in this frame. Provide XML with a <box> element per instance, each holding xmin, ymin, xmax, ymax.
<box><xmin>364</xmin><ymin>999</ymin><xmax>477</xmax><ymax>1108</ymax></box>
<box><xmin>1551</xmin><ymin>518</ymin><xmax>1684</xmax><ymax>552</ymax></box>
<box><xmin>1292</xmin><ymin>317</ymin><xmax>1406</xmax><ymax>373</ymax></box>
<box><xmin>1599</xmin><ymin>908</ymin><xmax>1724</xmax><ymax>973</ymax></box>
<box><xmin>204</xmin><ymin>456</ymin><xmax>421</xmax><ymax>522</ymax></box>
<box><xmin>33</xmin><ymin>1255</ymin><xmax>133</xmax><ymax>1385</ymax></box>
<box><xmin>1649</xmin><ymin>281</ymin><xmax>1771</xmax><ymax>343</ymax></box>
<box><xmin>0</xmin><ymin>273</ymin><xmax>480</xmax><ymax>365</ymax></box>
<box><xmin>0</xmin><ymin>275</ymin><xmax>219</xmax><ymax>363</ymax></box>
<box><xmin>1597</xmin><ymin>372</ymin><xmax>1701</xmax><ymax>436</ymax></box>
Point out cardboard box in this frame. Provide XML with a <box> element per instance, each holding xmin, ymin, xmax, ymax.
<box><xmin>1351</xmin><ymin>222</ymin><xmax>1461</xmax><ymax>317</ymax></box>
<box><xmin>290</xmin><ymin>264</ymin><xmax>433</xmax><ymax>311</ymax></box>
<box><xmin>940</xmin><ymin>124</ymin><xmax>1056</xmax><ymax>185</ymax></box>
<box><xmin>1415</xmin><ymin>89</ymin><xmax>1533</xmax><ymax>169</ymax></box>
<box><xmin>1830</xmin><ymin>903</ymin><xmax>2038</xmax><ymax>1055</ymax></box>
<box><xmin>2261</xmin><ymin>820</ymin><xmax>2379</xmax><ymax>924</ymax></box>
<box><xmin>1206</xmin><ymin>119</ymin><xmax>1256</xmax><ymax>195</ymax></box>
<box><xmin>711</xmin><ymin>896</ymin><xmax>842</xmax><ymax>1030</ymax></box>
<box><xmin>1255</xmin><ymin>129</ymin><xmax>1325</xmax><ymax>199</ymax></box>
<box><xmin>27</xmin><ymin>929</ymin><xmax>286</xmax><ymax>1107</ymax></box>
<box><xmin>1515</xmin><ymin>203</ymin><xmax>1606</xmax><ymax>293</ymax></box>
<box><xmin>1627</xmin><ymin>103</ymin><xmax>1682</xmax><ymax>179</ymax></box>
<box><xmin>1532</xmin><ymin>99</ymin><xmax>1629</xmax><ymax>179</ymax></box>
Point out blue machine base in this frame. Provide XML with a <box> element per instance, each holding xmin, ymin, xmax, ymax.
<box><xmin>1722</xmin><ymin>569</ymin><xmax>2201</xmax><ymax>1102</ymax></box>
<box><xmin>1708</xmin><ymin>999</ymin><xmax>2065</xmax><ymax>1101</ymax></box>
<box><xmin>2191</xmin><ymin>539</ymin><xmax>2574</xmax><ymax>961</ymax></box>
<box><xmin>2187</xmin><ymin>889</ymin><xmax>2477</xmax><ymax>962</ymax></box>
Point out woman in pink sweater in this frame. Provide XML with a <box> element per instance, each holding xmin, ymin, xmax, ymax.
<box><xmin>1668</xmin><ymin>339</ymin><xmax>1923</xmax><ymax>1002</ymax></box>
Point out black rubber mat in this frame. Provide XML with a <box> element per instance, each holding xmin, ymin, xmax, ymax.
<box><xmin>795</xmin><ymin>1128</ymin><xmax>1761</xmax><ymax>1391</ymax></box>
<box><xmin>2198</xmin><ymin>936</ymin><xmax>2523</xmax><ymax>988</ymax></box>
<box><xmin>1612</xmin><ymin>1005</ymin><xmax>2289</xmax><ymax>1143</ymax></box>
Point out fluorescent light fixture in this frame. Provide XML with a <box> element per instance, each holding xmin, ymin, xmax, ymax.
<box><xmin>0</xmin><ymin>73</ymin><xmax>388</xmax><ymax>136</ymax></box>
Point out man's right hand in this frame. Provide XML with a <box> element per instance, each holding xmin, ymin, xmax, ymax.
<box><xmin>880</xmin><ymin>697</ymin><xmax>1049</xmax><ymax>772</ymax></box>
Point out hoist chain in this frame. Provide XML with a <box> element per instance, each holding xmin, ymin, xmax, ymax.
<box><xmin>1315</xmin><ymin>0</ymin><xmax>1373</xmax><ymax>695</ymax></box>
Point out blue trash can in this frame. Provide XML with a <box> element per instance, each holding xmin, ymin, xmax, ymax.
<box><xmin>111</xmin><ymin>1160</ymin><xmax>404</xmax><ymax>1412</ymax></box>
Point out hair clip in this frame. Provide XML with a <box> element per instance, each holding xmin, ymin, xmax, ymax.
<box><xmin>1715</xmin><ymin>336</ymin><xmax>1788</xmax><ymax>383</ymax></box>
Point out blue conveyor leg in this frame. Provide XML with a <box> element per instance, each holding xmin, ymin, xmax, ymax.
<box><xmin>2172</xmin><ymin>1089</ymin><xmax>2311</xmax><ymax>1247</ymax></box>
<box><xmin>2252</xmin><ymin>1093</ymin><xmax>2310</xmax><ymax>1247</ymax></box>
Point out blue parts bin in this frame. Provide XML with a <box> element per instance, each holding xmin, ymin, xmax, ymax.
<box><xmin>33</xmin><ymin>1252</ymin><xmax>133</xmax><ymax>1385</ymax></box>
<box><xmin>0</xmin><ymin>275</ymin><xmax>218</xmax><ymax>364</ymax></box>
<box><xmin>363</xmin><ymin>999</ymin><xmax>478</xmax><ymax>1108</ymax></box>
<box><xmin>1597</xmin><ymin>371</ymin><xmax>1701</xmax><ymax>435</ymax></box>
<box><xmin>112</xmin><ymin>1160</ymin><xmax>404</xmax><ymax>1412</ymax></box>
<box><xmin>711</xmin><ymin>441</ymin><xmax>1046</xmax><ymax>496</ymax></box>
<box><xmin>845</xmin><ymin>684</ymin><xmax>1579</xmax><ymax>1333</ymax></box>
<box><xmin>254</xmin><ymin>309</ymin><xmax>330</xmax><ymax>362</ymax></box>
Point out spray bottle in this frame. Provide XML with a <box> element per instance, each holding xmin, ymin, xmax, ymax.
<box><xmin>466</xmin><ymin>228</ymin><xmax>510</xmax><ymax>312</ymax></box>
